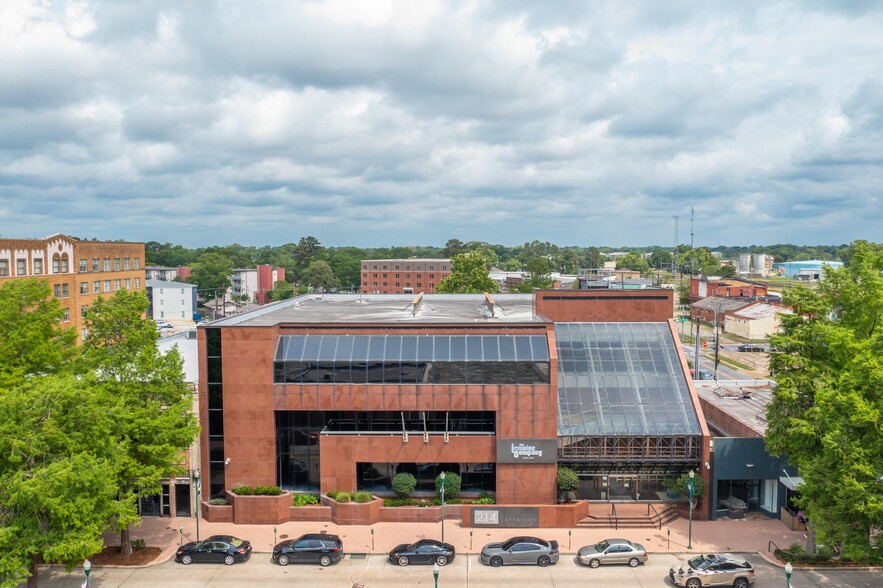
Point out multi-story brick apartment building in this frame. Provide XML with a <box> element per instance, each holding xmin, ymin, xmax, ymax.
<box><xmin>198</xmin><ymin>287</ymin><xmax>711</xmax><ymax>518</ymax></box>
<box><xmin>0</xmin><ymin>234</ymin><xmax>145</xmax><ymax>340</ymax></box>
<box><xmin>360</xmin><ymin>259</ymin><xmax>451</xmax><ymax>294</ymax></box>
<box><xmin>689</xmin><ymin>276</ymin><xmax>768</xmax><ymax>303</ymax></box>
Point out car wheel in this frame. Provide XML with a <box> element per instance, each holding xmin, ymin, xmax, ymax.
<box><xmin>277</xmin><ymin>554</ymin><xmax>290</xmax><ymax>566</ymax></box>
<box><xmin>686</xmin><ymin>579</ymin><xmax>701</xmax><ymax>588</ymax></box>
<box><xmin>224</xmin><ymin>555</ymin><xmax>235</xmax><ymax>566</ymax></box>
<box><xmin>397</xmin><ymin>556</ymin><xmax>409</xmax><ymax>566</ymax></box>
<box><xmin>733</xmin><ymin>579</ymin><xmax>749</xmax><ymax>588</ymax></box>
<box><xmin>181</xmin><ymin>555</ymin><xmax>192</xmax><ymax>565</ymax></box>
<box><xmin>319</xmin><ymin>555</ymin><xmax>332</xmax><ymax>567</ymax></box>
<box><xmin>537</xmin><ymin>555</ymin><xmax>551</xmax><ymax>567</ymax></box>
<box><xmin>628</xmin><ymin>557</ymin><xmax>639</xmax><ymax>568</ymax></box>
<box><xmin>490</xmin><ymin>556</ymin><xmax>503</xmax><ymax>567</ymax></box>
<box><xmin>589</xmin><ymin>558</ymin><xmax>601</xmax><ymax>568</ymax></box>
<box><xmin>436</xmin><ymin>555</ymin><xmax>448</xmax><ymax>566</ymax></box>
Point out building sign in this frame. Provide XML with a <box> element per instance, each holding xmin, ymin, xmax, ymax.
<box><xmin>495</xmin><ymin>439</ymin><xmax>558</xmax><ymax>464</ymax></box>
<box><xmin>472</xmin><ymin>507</ymin><xmax>540</xmax><ymax>528</ymax></box>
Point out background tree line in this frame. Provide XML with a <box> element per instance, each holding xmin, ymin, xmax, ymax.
<box><xmin>148</xmin><ymin>237</ymin><xmax>852</xmax><ymax>300</ymax></box>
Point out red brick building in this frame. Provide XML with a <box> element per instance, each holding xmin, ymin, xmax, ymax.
<box><xmin>360</xmin><ymin>258</ymin><xmax>451</xmax><ymax>294</ymax></box>
<box><xmin>689</xmin><ymin>276</ymin><xmax>768</xmax><ymax>303</ymax></box>
<box><xmin>198</xmin><ymin>287</ymin><xmax>711</xmax><ymax>515</ymax></box>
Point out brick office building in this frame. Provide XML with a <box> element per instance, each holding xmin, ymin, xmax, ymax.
<box><xmin>0</xmin><ymin>233</ymin><xmax>145</xmax><ymax>340</ymax></box>
<box><xmin>360</xmin><ymin>258</ymin><xmax>451</xmax><ymax>294</ymax></box>
<box><xmin>199</xmin><ymin>287</ymin><xmax>711</xmax><ymax>515</ymax></box>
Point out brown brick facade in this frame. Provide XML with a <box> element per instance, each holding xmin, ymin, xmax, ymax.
<box><xmin>533</xmin><ymin>288</ymin><xmax>674</xmax><ymax>322</ymax></box>
<box><xmin>360</xmin><ymin>258</ymin><xmax>451</xmax><ymax>294</ymax></box>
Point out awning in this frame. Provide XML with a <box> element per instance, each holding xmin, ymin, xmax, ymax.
<box><xmin>779</xmin><ymin>475</ymin><xmax>804</xmax><ymax>491</ymax></box>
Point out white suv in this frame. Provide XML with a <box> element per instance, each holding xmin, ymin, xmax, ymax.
<box><xmin>669</xmin><ymin>554</ymin><xmax>755</xmax><ymax>587</ymax></box>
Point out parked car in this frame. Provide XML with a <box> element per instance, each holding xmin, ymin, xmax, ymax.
<box><xmin>175</xmin><ymin>535</ymin><xmax>252</xmax><ymax>565</ymax></box>
<box><xmin>155</xmin><ymin>320</ymin><xmax>173</xmax><ymax>329</ymax></box>
<box><xmin>669</xmin><ymin>553</ymin><xmax>755</xmax><ymax>587</ymax></box>
<box><xmin>480</xmin><ymin>536</ymin><xmax>559</xmax><ymax>567</ymax></box>
<box><xmin>388</xmin><ymin>539</ymin><xmax>455</xmax><ymax>566</ymax></box>
<box><xmin>737</xmin><ymin>343</ymin><xmax>764</xmax><ymax>352</ymax></box>
<box><xmin>577</xmin><ymin>538</ymin><xmax>648</xmax><ymax>568</ymax></box>
<box><xmin>690</xmin><ymin>368</ymin><xmax>714</xmax><ymax>381</ymax></box>
<box><xmin>272</xmin><ymin>533</ymin><xmax>343</xmax><ymax>567</ymax></box>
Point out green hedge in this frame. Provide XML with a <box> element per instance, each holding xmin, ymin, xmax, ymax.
<box><xmin>231</xmin><ymin>485</ymin><xmax>283</xmax><ymax>496</ymax></box>
<box><xmin>392</xmin><ymin>473</ymin><xmax>417</xmax><ymax>498</ymax></box>
<box><xmin>435</xmin><ymin>472</ymin><xmax>461</xmax><ymax>499</ymax></box>
<box><xmin>292</xmin><ymin>493</ymin><xmax>320</xmax><ymax>507</ymax></box>
<box><xmin>354</xmin><ymin>491</ymin><xmax>373</xmax><ymax>503</ymax></box>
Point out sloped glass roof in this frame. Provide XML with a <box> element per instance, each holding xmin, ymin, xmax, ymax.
<box><xmin>555</xmin><ymin>323</ymin><xmax>701</xmax><ymax>436</ymax></box>
<box><xmin>275</xmin><ymin>334</ymin><xmax>550</xmax><ymax>363</ymax></box>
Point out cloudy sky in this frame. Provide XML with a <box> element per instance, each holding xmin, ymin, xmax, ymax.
<box><xmin>2</xmin><ymin>1</ymin><xmax>882</xmax><ymax>248</ymax></box>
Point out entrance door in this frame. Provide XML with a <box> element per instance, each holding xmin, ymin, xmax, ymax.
<box><xmin>607</xmin><ymin>475</ymin><xmax>638</xmax><ymax>501</ymax></box>
<box><xmin>175</xmin><ymin>483</ymin><xmax>191</xmax><ymax>517</ymax></box>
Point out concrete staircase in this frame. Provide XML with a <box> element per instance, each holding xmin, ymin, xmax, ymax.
<box><xmin>577</xmin><ymin>502</ymin><xmax>679</xmax><ymax>529</ymax></box>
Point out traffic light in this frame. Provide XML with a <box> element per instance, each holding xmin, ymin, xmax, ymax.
<box><xmin>703</xmin><ymin>341</ymin><xmax>708</xmax><ymax>350</ymax></box>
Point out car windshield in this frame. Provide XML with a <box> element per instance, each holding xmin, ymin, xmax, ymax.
<box><xmin>595</xmin><ymin>540</ymin><xmax>610</xmax><ymax>551</ymax></box>
<box><xmin>688</xmin><ymin>555</ymin><xmax>713</xmax><ymax>569</ymax></box>
<box><xmin>500</xmin><ymin>540</ymin><xmax>517</xmax><ymax>551</ymax></box>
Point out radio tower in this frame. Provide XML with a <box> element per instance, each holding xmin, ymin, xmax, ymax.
<box><xmin>690</xmin><ymin>207</ymin><xmax>695</xmax><ymax>275</ymax></box>
<box><xmin>672</xmin><ymin>216</ymin><xmax>680</xmax><ymax>279</ymax></box>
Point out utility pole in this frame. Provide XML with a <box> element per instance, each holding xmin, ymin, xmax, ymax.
<box><xmin>672</xmin><ymin>216</ymin><xmax>680</xmax><ymax>280</ymax></box>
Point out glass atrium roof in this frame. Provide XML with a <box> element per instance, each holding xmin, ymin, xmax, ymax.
<box><xmin>555</xmin><ymin>323</ymin><xmax>701</xmax><ymax>436</ymax></box>
<box><xmin>275</xmin><ymin>334</ymin><xmax>550</xmax><ymax>363</ymax></box>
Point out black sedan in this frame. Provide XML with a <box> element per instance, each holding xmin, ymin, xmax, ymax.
<box><xmin>272</xmin><ymin>533</ymin><xmax>344</xmax><ymax>567</ymax></box>
<box><xmin>175</xmin><ymin>535</ymin><xmax>252</xmax><ymax>565</ymax></box>
<box><xmin>388</xmin><ymin>539</ymin><xmax>455</xmax><ymax>566</ymax></box>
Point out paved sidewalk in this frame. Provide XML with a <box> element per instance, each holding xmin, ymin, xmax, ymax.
<box><xmin>103</xmin><ymin>511</ymin><xmax>808</xmax><ymax>567</ymax></box>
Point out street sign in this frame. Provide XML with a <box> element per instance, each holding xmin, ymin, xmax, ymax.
<box><xmin>676</xmin><ymin>318</ymin><xmax>689</xmax><ymax>323</ymax></box>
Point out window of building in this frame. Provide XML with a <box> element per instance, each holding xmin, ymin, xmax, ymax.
<box><xmin>406</xmin><ymin>265</ymin><xmax>411</xmax><ymax>270</ymax></box>
<box><xmin>0</xmin><ymin>259</ymin><xmax>9</xmax><ymax>276</ymax></box>
<box><xmin>135</xmin><ymin>277</ymin><xmax>140</xmax><ymax>288</ymax></box>
<box><xmin>125</xmin><ymin>278</ymin><xmax>131</xmax><ymax>289</ymax></box>
<box><xmin>92</xmin><ymin>258</ymin><xmax>99</xmax><ymax>271</ymax></box>
<box><xmin>373</xmin><ymin>273</ymin><xmax>378</xmax><ymax>278</ymax></box>
<box><xmin>61</xmin><ymin>256</ymin><xmax>68</xmax><ymax>273</ymax></box>
<box><xmin>382</xmin><ymin>282</ymin><xmax>387</xmax><ymax>287</ymax></box>
<box><xmin>17</xmin><ymin>259</ymin><xmax>26</xmax><ymax>275</ymax></box>
<box><xmin>62</xmin><ymin>284</ymin><xmax>69</xmax><ymax>297</ymax></box>
<box><xmin>80</xmin><ymin>282</ymin><xmax>88</xmax><ymax>294</ymax></box>
<box><xmin>81</xmin><ymin>328</ymin><xmax>89</xmax><ymax>341</ymax></box>
<box><xmin>103</xmin><ymin>258</ymin><xmax>111</xmax><ymax>271</ymax></box>
<box><xmin>382</xmin><ymin>265</ymin><xmax>387</xmax><ymax>270</ymax></box>
<box><xmin>395</xmin><ymin>265</ymin><xmax>400</xmax><ymax>270</ymax></box>
<box><xmin>79</xmin><ymin>259</ymin><xmax>87</xmax><ymax>272</ymax></box>
<box><xmin>80</xmin><ymin>305</ymin><xmax>88</xmax><ymax>317</ymax></box>
<box><xmin>114</xmin><ymin>279</ymin><xmax>121</xmax><ymax>291</ymax></box>
<box><xmin>53</xmin><ymin>285</ymin><xmax>61</xmax><ymax>297</ymax></box>
<box><xmin>395</xmin><ymin>274</ymin><xmax>400</xmax><ymax>278</ymax></box>
<box><xmin>62</xmin><ymin>308</ymin><xmax>70</xmax><ymax>322</ymax></box>
<box><xmin>103</xmin><ymin>280</ymin><xmax>111</xmax><ymax>292</ymax></box>
<box><xmin>114</xmin><ymin>258</ymin><xmax>121</xmax><ymax>270</ymax></box>
<box><xmin>134</xmin><ymin>258</ymin><xmax>140</xmax><ymax>269</ymax></box>
<box><xmin>406</xmin><ymin>274</ymin><xmax>410</xmax><ymax>279</ymax></box>
<box><xmin>160</xmin><ymin>311</ymin><xmax>165</xmax><ymax>318</ymax></box>
<box><xmin>34</xmin><ymin>259</ymin><xmax>43</xmax><ymax>275</ymax></box>
<box><xmin>93</xmin><ymin>281</ymin><xmax>100</xmax><ymax>293</ymax></box>
<box><xmin>430</xmin><ymin>274</ymin><xmax>434</xmax><ymax>279</ymax></box>
<box><xmin>429</xmin><ymin>265</ymin><xmax>434</xmax><ymax>270</ymax></box>
<box><xmin>430</xmin><ymin>283</ymin><xmax>434</xmax><ymax>288</ymax></box>
<box><xmin>395</xmin><ymin>282</ymin><xmax>400</xmax><ymax>287</ymax></box>
<box><xmin>383</xmin><ymin>274</ymin><xmax>387</xmax><ymax>278</ymax></box>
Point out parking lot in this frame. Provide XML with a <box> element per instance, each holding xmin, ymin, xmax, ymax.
<box><xmin>29</xmin><ymin>552</ymin><xmax>882</xmax><ymax>588</ymax></box>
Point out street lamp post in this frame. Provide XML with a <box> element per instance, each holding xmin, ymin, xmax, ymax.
<box><xmin>687</xmin><ymin>470</ymin><xmax>695</xmax><ymax>550</ymax></box>
<box><xmin>440</xmin><ymin>471</ymin><xmax>446</xmax><ymax>543</ymax></box>
<box><xmin>784</xmin><ymin>561</ymin><xmax>793</xmax><ymax>587</ymax></box>
<box><xmin>193</xmin><ymin>469</ymin><xmax>201</xmax><ymax>542</ymax></box>
<box><xmin>83</xmin><ymin>559</ymin><xmax>91</xmax><ymax>588</ymax></box>
<box><xmin>433</xmin><ymin>562</ymin><xmax>440</xmax><ymax>588</ymax></box>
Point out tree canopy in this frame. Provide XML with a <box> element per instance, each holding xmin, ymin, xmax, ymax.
<box><xmin>187</xmin><ymin>252</ymin><xmax>234</xmax><ymax>301</ymax></box>
<box><xmin>435</xmin><ymin>251</ymin><xmax>500</xmax><ymax>294</ymax></box>
<box><xmin>765</xmin><ymin>240</ymin><xmax>883</xmax><ymax>560</ymax></box>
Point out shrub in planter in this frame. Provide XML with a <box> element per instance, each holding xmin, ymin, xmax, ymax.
<box><xmin>335</xmin><ymin>492</ymin><xmax>352</xmax><ymax>503</ymax></box>
<box><xmin>556</xmin><ymin>467</ymin><xmax>579</xmax><ymax>502</ymax></box>
<box><xmin>383</xmin><ymin>498</ymin><xmax>418</xmax><ymax>507</ymax></box>
<box><xmin>326</xmin><ymin>491</ymin><xmax>339</xmax><ymax>500</ymax></box>
<box><xmin>208</xmin><ymin>498</ymin><xmax>228</xmax><ymax>506</ymax></box>
<box><xmin>392</xmin><ymin>472</ymin><xmax>417</xmax><ymax>498</ymax></box>
<box><xmin>292</xmin><ymin>493</ymin><xmax>320</xmax><ymax>507</ymax></box>
<box><xmin>354</xmin><ymin>491</ymin><xmax>373</xmax><ymax>503</ymax></box>
<box><xmin>435</xmin><ymin>472</ymin><xmax>461</xmax><ymax>499</ymax></box>
<box><xmin>231</xmin><ymin>485</ymin><xmax>283</xmax><ymax>496</ymax></box>
<box><xmin>670</xmin><ymin>473</ymin><xmax>705</xmax><ymax>502</ymax></box>
<box><xmin>231</xmin><ymin>485</ymin><xmax>253</xmax><ymax>495</ymax></box>
<box><xmin>474</xmin><ymin>496</ymin><xmax>496</xmax><ymax>504</ymax></box>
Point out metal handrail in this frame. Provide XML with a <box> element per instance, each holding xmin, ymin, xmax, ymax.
<box><xmin>647</xmin><ymin>503</ymin><xmax>662</xmax><ymax>529</ymax></box>
<box><xmin>768</xmin><ymin>540</ymin><xmax>782</xmax><ymax>553</ymax></box>
<box><xmin>611</xmin><ymin>503</ymin><xmax>618</xmax><ymax>530</ymax></box>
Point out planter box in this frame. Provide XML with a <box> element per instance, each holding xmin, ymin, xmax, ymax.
<box><xmin>321</xmin><ymin>495</ymin><xmax>383</xmax><ymax>525</ymax></box>
<box><xmin>228</xmin><ymin>491</ymin><xmax>292</xmax><ymax>525</ymax></box>
<box><xmin>289</xmin><ymin>504</ymin><xmax>332</xmax><ymax>523</ymax></box>
<box><xmin>201</xmin><ymin>501</ymin><xmax>233</xmax><ymax>523</ymax></box>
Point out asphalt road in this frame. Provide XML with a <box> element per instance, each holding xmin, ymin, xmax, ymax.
<box><xmin>28</xmin><ymin>552</ymin><xmax>882</xmax><ymax>587</ymax></box>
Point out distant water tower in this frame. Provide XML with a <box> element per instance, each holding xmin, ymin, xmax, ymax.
<box><xmin>738</xmin><ymin>253</ymin><xmax>752</xmax><ymax>274</ymax></box>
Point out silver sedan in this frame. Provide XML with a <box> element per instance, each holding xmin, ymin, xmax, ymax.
<box><xmin>479</xmin><ymin>536</ymin><xmax>560</xmax><ymax>567</ymax></box>
<box><xmin>577</xmin><ymin>538</ymin><xmax>648</xmax><ymax>568</ymax></box>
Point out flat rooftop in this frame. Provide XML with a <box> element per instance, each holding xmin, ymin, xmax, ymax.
<box><xmin>694</xmin><ymin>380</ymin><xmax>775</xmax><ymax>436</ymax></box>
<box><xmin>209</xmin><ymin>294</ymin><xmax>541</xmax><ymax>327</ymax></box>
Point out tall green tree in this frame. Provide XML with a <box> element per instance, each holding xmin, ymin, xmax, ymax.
<box><xmin>765</xmin><ymin>241</ymin><xmax>883</xmax><ymax>560</ymax></box>
<box><xmin>435</xmin><ymin>251</ymin><xmax>500</xmax><ymax>294</ymax></box>
<box><xmin>615</xmin><ymin>252</ymin><xmax>649</xmax><ymax>273</ymax></box>
<box><xmin>0</xmin><ymin>280</ymin><xmax>78</xmax><ymax>388</ymax></box>
<box><xmin>510</xmin><ymin>257</ymin><xmax>555</xmax><ymax>293</ymax></box>
<box><xmin>293</xmin><ymin>236</ymin><xmax>324</xmax><ymax>277</ymax></box>
<box><xmin>301</xmin><ymin>260</ymin><xmax>341</xmax><ymax>292</ymax></box>
<box><xmin>0</xmin><ymin>375</ymin><xmax>122</xmax><ymax>588</ymax></box>
<box><xmin>82</xmin><ymin>291</ymin><xmax>199</xmax><ymax>557</ymax></box>
<box><xmin>441</xmin><ymin>238</ymin><xmax>466</xmax><ymax>258</ymax></box>
<box><xmin>188</xmin><ymin>253</ymin><xmax>234</xmax><ymax>302</ymax></box>
<box><xmin>267</xmin><ymin>280</ymin><xmax>296</xmax><ymax>301</ymax></box>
